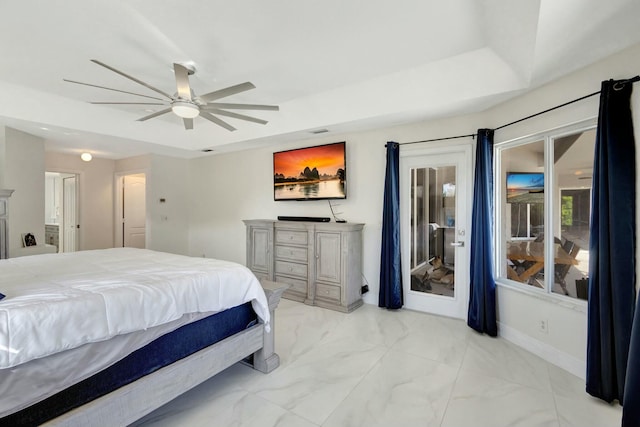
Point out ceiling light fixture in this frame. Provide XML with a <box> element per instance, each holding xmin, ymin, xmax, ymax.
<box><xmin>81</xmin><ymin>152</ymin><xmax>93</xmax><ymax>162</ymax></box>
<box><xmin>171</xmin><ymin>101</ymin><xmax>200</xmax><ymax>119</ymax></box>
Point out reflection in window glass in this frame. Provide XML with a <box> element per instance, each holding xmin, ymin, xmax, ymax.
<box><xmin>501</xmin><ymin>140</ymin><xmax>546</xmax><ymax>290</ymax></box>
<box><xmin>552</xmin><ymin>130</ymin><xmax>595</xmax><ymax>299</ymax></box>
<box><xmin>497</xmin><ymin>126</ymin><xmax>595</xmax><ymax>301</ymax></box>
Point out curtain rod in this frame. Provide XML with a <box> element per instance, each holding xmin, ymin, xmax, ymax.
<box><xmin>494</xmin><ymin>90</ymin><xmax>600</xmax><ymax>130</ymax></box>
<box><xmin>398</xmin><ymin>133</ymin><xmax>477</xmax><ymax>146</ymax></box>
<box><xmin>398</xmin><ymin>75</ymin><xmax>640</xmax><ymax>145</ymax></box>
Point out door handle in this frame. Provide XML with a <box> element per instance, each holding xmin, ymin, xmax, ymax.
<box><xmin>450</xmin><ymin>241</ymin><xmax>464</xmax><ymax>247</ymax></box>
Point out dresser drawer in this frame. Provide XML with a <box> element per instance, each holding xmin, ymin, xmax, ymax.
<box><xmin>275</xmin><ymin>245</ymin><xmax>308</xmax><ymax>262</ymax></box>
<box><xmin>276</xmin><ymin>229</ymin><xmax>308</xmax><ymax>246</ymax></box>
<box><xmin>316</xmin><ymin>283</ymin><xmax>341</xmax><ymax>303</ymax></box>
<box><xmin>275</xmin><ymin>260</ymin><xmax>308</xmax><ymax>278</ymax></box>
<box><xmin>275</xmin><ymin>275</ymin><xmax>308</xmax><ymax>295</ymax></box>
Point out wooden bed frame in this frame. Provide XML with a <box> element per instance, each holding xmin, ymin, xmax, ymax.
<box><xmin>42</xmin><ymin>283</ymin><xmax>286</xmax><ymax>427</ymax></box>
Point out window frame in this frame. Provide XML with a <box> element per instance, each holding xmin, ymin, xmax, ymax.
<box><xmin>494</xmin><ymin>119</ymin><xmax>596</xmax><ymax>304</ymax></box>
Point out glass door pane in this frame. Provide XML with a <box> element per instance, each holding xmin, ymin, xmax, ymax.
<box><xmin>410</xmin><ymin>166</ymin><xmax>456</xmax><ymax>298</ymax></box>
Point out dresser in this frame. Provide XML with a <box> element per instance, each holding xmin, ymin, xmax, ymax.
<box><xmin>0</xmin><ymin>189</ymin><xmax>15</xmax><ymax>259</ymax></box>
<box><xmin>244</xmin><ymin>219</ymin><xmax>364</xmax><ymax>313</ymax></box>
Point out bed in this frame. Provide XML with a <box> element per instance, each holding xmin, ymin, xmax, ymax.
<box><xmin>0</xmin><ymin>248</ymin><xmax>285</xmax><ymax>426</ymax></box>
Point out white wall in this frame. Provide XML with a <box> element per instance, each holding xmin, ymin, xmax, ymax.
<box><xmin>188</xmin><ymin>133</ymin><xmax>390</xmax><ymax>273</ymax></box>
<box><xmin>1</xmin><ymin>127</ymin><xmax>45</xmax><ymax>256</ymax></box>
<box><xmin>147</xmin><ymin>154</ymin><xmax>189</xmax><ymax>255</ymax></box>
<box><xmin>46</xmin><ymin>152</ymin><xmax>115</xmax><ymax>250</ymax></box>
<box><xmin>187</xmin><ymin>42</ymin><xmax>640</xmax><ymax>376</ymax></box>
<box><xmin>115</xmin><ymin>154</ymin><xmax>189</xmax><ymax>255</ymax></box>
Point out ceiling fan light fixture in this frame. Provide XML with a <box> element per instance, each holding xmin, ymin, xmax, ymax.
<box><xmin>172</xmin><ymin>101</ymin><xmax>200</xmax><ymax>118</ymax></box>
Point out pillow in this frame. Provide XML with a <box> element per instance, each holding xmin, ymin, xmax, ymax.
<box><xmin>0</xmin><ymin>292</ymin><xmax>4</xmax><ymax>301</ymax></box>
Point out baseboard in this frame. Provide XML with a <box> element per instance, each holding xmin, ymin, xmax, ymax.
<box><xmin>498</xmin><ymin>321</ymin><xmax>586</xmax><ymax>380</ymax></box>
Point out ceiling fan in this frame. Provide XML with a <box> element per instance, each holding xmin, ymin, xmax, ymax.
<box><xmin>64</xmin><ymin>60</ymin><xmax>279</xmax><ymax>131</ymax></box>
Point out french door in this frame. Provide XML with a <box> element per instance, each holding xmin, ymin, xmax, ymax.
<box><xmin>400</xmin><ymin>142</ymin><xmax>473</xmax><ymax>319</ymax></box>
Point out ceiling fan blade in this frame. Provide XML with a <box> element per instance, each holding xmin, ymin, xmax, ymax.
<box><xmin>203</xmin><ymin>102</ymin><xmax>279</xmax><ymax>111</ymax></box>
<box><xmin>136</xmin><ymin>107</ymin><xmax>172</xmax><ymax>122</ymax></box>
<box><xmin>63</xmin><ymin>79</ymin><xmax>166</xmax><ymax>101</ymax></box>
<box><xmin>205</xmin><ymin>109</ymin><xmax>268</xmax><ymax>125</ymax></box>
<box><xmin>173</xmin><ymin>64</ymin><xmax>192</xmax><ymax>100</ymax></box>
<box><xmin>200</xmin><ymin>112</ymin><xmax>236</xmax><ymax>131</ymax></box>
<box><xmin>200</xmin><ymin>82</ymin><xmax>256</xmax><ymax>102</ymax></box>
<box><xmin>91</xmin><ymin>59</ymin><xmax>174</xmax><ymax>100</ymax></box>
<box><xmin>90</xmin><ymin>102</ymin><xmax>166</xmax><ymax>105</ymax></box>
<box><xmin>183</xmin><ymin>118</ymin><xmax>194</xmax><ymax>130</ymax></box>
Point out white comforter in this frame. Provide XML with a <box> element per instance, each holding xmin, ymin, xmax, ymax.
<box><xmin>0</xmin><ymin>248</ymin><xmax>270</xmax><ymax>369</ymax></box>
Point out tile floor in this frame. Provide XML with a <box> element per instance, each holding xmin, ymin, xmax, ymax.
<box><xmin>132</xmin><ymin>299</ymin><xmax>621</xmax><ymax>427</ymax></box>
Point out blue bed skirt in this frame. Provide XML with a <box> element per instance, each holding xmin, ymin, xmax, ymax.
<box><xmin>1</xmin><ymin>302</ymin><xmax>257</xmax><ymax>426</ymax></box>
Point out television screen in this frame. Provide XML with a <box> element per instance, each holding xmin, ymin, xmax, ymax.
<box><xmin>506</xmin><ymin>172</ymin><xmax>544</xmax><ymax>204</ymax></box>
<box><xmin>273</xmin><ymin>141</ymin><xmax>346</xmax><ymax>201</ymax></box>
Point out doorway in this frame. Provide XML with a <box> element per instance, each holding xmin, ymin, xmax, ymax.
<box><xmin>115</xmin><ymin>173</ymin><xmax>146</xmax><ymax>248</ymax></box>
<box><xmin>400</xmin><ymin>143</ymin><xmax>473</xmax><ymax>319</ymax></box>
<box><xmin>45</xmin><ymin>172</ymin><xmax>79</xmax><ymax>252</ymax></box>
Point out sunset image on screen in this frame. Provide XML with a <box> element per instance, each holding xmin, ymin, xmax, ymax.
<box><xmin>274</xmin><ymin>143</ymin><xmax>345</xmax><ymax>178</ymax></box>
<box><xmin>273</xmin><ymin>142</ymin><xmax>346</xmax><ymax>200</ymax></box>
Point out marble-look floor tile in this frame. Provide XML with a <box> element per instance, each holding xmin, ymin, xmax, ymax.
<box><xmin>392</xmin><ymin>310</ymin><xmax>471</xmax><ymax>368</ymax></box>
<box><xmin>441</xmin><ymin>370</ymin><xmax>560</xmax><ymax>427</ymax></box>
<box><xmin>460</xmin><ymin>332</ymin><xmax>552</xmax><ymax>392</ymax></box>
<box><xmin>131</xmin><ymin>363</ymin><xmax>251</xmax><ymax>426</ymax></box>
<box><xmin>247</xmin><ymin>336</ymin><xmax>387</xmax><ymax>425</ymax></box>
<box><xmin>274</xmin><ymin>299</ymin><xmax>347</xmax><ymax>367</ymax></box>
<box><xmin>555</xmin><ymin>396</ymin><xmax>622</xmax><ymax>427</ymax></box>
<box><xmin>128</xmin><ymin>300</ymin><xmax>621</xmax><ymax>427</ymax></box>
<box><xmin>133</xmin><ymin>389</ymin><xmax>318</xmax><ymax>427</ymax></box>
<box><xmin>547</xmin><ymin>363</ymin><xmax>588</xmax><ymax>399</ymax></box>
<box><xmin>547</xmin><ymin>364</ymin><xmax>622</xmax><ymax>427</ymax></box>
<box><xmin>323</xmin><ymin>349</ymin><xmax>458</xmax><ymax>427</ymax></box>
<box><xmin>318</xmin><ymin>303</ymin><xmax>415</xmax><ymax>348</ymax></box>
<box><xmin>554</xmin><ymin>394</ymin><xmax>621</xmax><ymax>427</ymax></box>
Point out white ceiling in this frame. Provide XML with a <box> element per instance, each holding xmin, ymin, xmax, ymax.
<box><xmin>0</xmin><ymin>0</ymin><xmax>639</xmax><ymax>159</ymax></box>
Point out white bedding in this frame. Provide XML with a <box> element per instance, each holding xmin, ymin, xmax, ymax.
<box><xmin>0</xmin><ymin>248</ymin><xmax>270</xmax><ymax>369</ymax></box>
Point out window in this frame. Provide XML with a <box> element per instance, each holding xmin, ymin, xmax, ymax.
<box><xmin>495</xmin><ymin>123</ymin><xmax>595</xmax><ymax>301</ymax></box>
<box><xmin>561</xmin><ymin>195</ymin><xmax>573</xmax><ymax>226</ymax></box>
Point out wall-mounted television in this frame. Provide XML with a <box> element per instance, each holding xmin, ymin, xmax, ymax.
<box><xmin>506</xmin><ymin>172</ymin><xmax>544</xmax><ymax>204</ymax></box>
<box><xmin>273</xmin><ymin>141</ymin><xmax>346</xmax><ymax>201</ymax></box>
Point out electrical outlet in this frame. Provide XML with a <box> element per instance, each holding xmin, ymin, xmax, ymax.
<box><xmin>539</xmin><ymin>319</ymin><xmax>548</xmax><ymax>334</ymax></box>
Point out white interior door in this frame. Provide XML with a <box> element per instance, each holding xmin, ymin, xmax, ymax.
<box><xmin>63</xmin><ymin>175</ymin><xmax>78</xmax><ymax>252</ymax></box>
<box><xmin>123</xmin><ymin>174</ymin><xmax>146</xmax><ymax>248</ymax></box>
<box><xmin>400</xmin><ymin>143</ymin><xmax>473</xmax><ymax>319</ymax></box>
